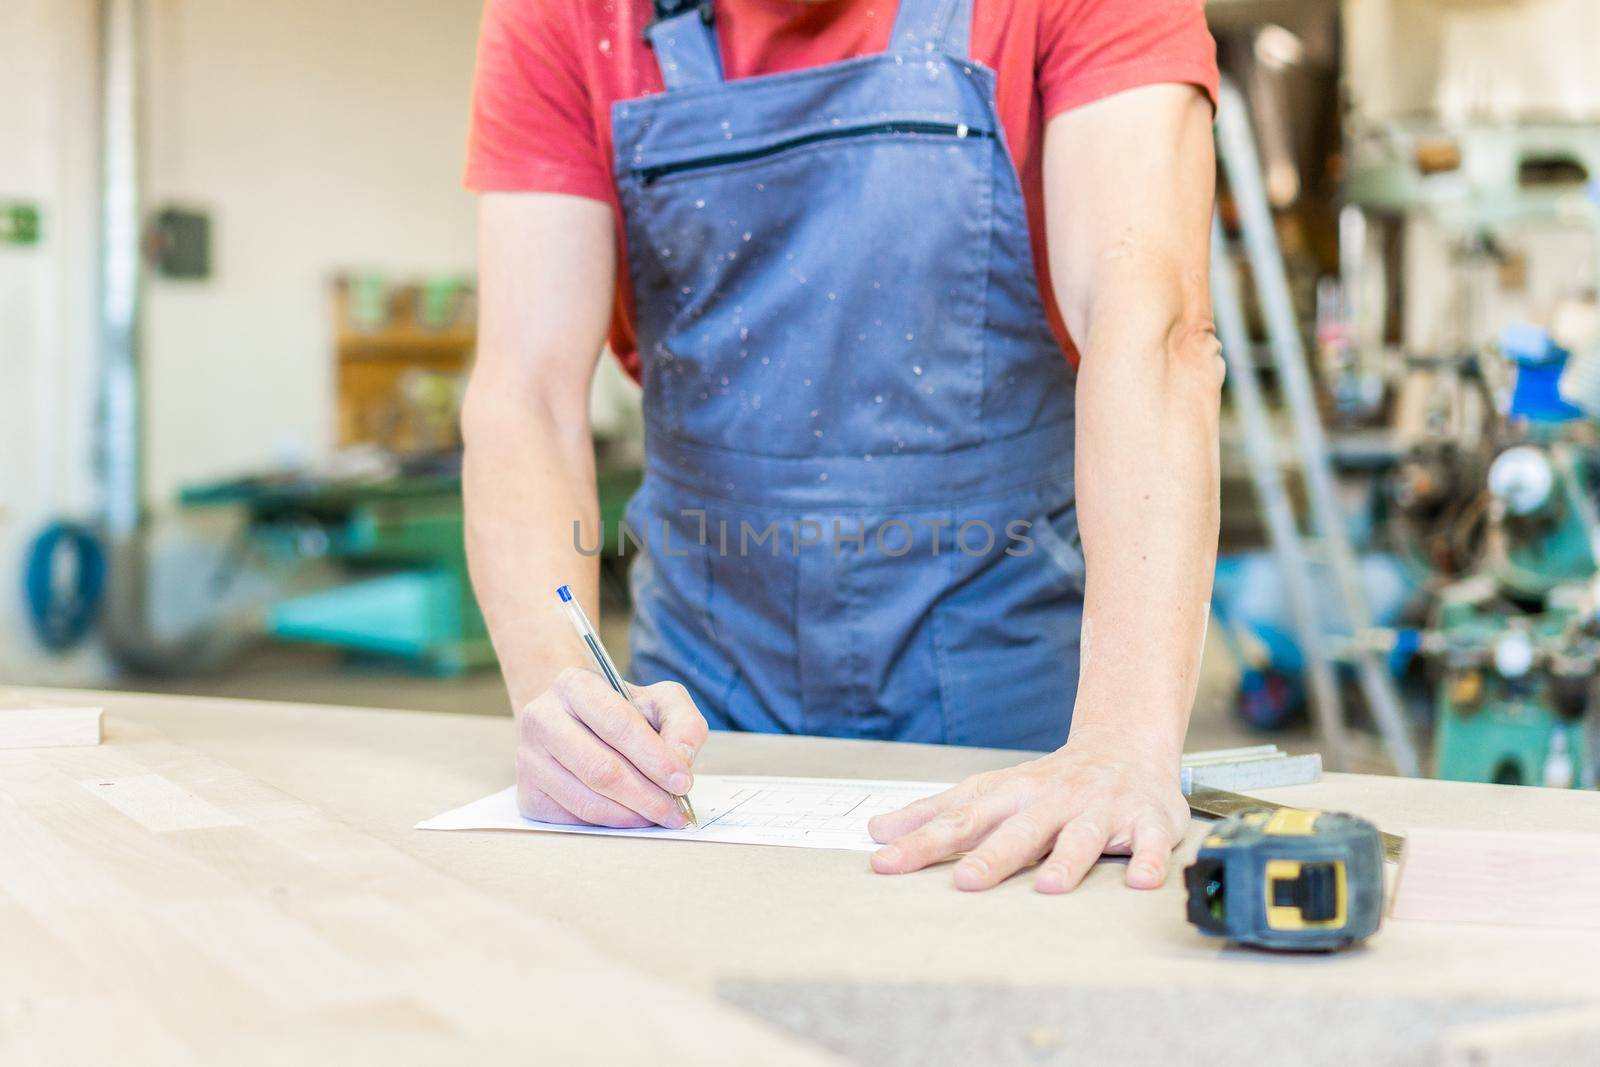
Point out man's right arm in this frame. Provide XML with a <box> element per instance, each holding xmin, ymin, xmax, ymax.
<box><xmin>463</xmin><ymin>192</ymin><xmax>707</xmax><ymax>829</ymax></box>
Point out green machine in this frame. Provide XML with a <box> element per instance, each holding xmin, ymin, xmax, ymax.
<box><xmin>181</xmin><ymin>459</ymin><xmax>642</xmax><ymax>676</ymax></box>
<box><xmin>1431</xmin><ymin>586</ymin><xmax>1595</xmax><ymax>787</ymax></box>
<box><xmin>1423</xmin><ymin>440</ymin><xmax>1600</xmax><ymax>788</ymax></box>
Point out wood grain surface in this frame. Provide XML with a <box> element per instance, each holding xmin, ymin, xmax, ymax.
<box><xmin>6</xmin><ymin>687</ymin><xmax>1600</xmax><ymax>1065</ymax></box>
<box><xmin>0</xmin><ymin>713</ymin><xmax>830</xmax><ymax>1066</ymax></box>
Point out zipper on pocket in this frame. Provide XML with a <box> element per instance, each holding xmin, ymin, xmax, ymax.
<box><xmin>636</xmin><ymin>121</ymin><xmax>992</xmax><ymax>185</ymax></box>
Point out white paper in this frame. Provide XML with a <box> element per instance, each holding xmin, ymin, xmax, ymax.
<box><xmin>415</xmin><ymin>774</ymin><xmax>951</xmax><ymax>851</ymax></box>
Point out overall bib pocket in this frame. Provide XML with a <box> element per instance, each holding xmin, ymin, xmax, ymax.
<box><xmin>622</xmin><ymin>121</ymin><xmax>997</xmax><ymax>457</ymax></box>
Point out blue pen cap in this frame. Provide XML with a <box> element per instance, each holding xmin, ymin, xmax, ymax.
<box><xmin>556</xmin><ymin>585</ymin><xmax>573</xmax><ymax>603</ymax></box>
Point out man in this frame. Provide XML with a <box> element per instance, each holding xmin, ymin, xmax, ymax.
<box><xmin>462</xmin><ymin>0</ymin><xmax>1222</xmax><ymax>894</ymax></box>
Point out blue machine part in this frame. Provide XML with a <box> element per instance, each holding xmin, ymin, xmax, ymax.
<box><xmin>22</xmin><ymin>521</ymin><xmax>107</xmax><ymax>652</ymax></box>
<box><xmin>1503</xmin><ymin>323</ymin><xmax>1585</xmax><ymax>423</ymax></box>
<box><xmin>1211</xmin><ymin>552</ymin><xmax>1415</xmax><ymax>729</ymax></box>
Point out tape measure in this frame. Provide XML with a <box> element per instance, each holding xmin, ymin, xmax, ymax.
<box><xmin>1183</xmin><ymin>807</ymin><xmax>1384</xmax><ymax>951</ymax></box>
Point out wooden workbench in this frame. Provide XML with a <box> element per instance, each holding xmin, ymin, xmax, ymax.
<box><xmin>4</xmin><ymin>689</ymin><xmax>1599</xmax><ymax>1065</ymax></box>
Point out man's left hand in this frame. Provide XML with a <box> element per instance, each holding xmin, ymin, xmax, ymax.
<box><xmin>866</xmin><ymin>727</ymin><xmax>1189</xmax><ymax>893</ymax></box>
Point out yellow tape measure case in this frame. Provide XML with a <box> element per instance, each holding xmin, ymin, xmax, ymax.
<box><xmin>1184</xmin><ymin>809</ymin><xmax>1384</xmax><ymax>951</ymax></box>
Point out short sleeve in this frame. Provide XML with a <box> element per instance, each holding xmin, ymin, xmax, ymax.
<box><xmin>465</xmin><ymin>0</ymin><xmax>612</xmax><ymax>199</ymax></box>
<box><xmin>1036</xmin><ymin>0</ymin><xmax>1219</xmax><ymax>121</ymax></box>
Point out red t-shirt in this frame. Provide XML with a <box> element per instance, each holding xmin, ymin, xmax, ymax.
<box><xmin>466</xmin><ymin>0</ymin><xmax>1218</xmax><ymax>374</ymax></box>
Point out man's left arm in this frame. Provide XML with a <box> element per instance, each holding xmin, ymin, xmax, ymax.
<box><xmin>868</xmin><ymin>83</ymin><xmax>1222</xmax><ymax>892</ymax></box>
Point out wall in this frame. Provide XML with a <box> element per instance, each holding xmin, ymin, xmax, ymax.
<box><xmin>1347</xmin><ymin>0</ymin><xmax>1600</xmax><ymax>122</ymax></box>
<box><xmin>0</xmin><ymin>0</ymin><xmax>101</xmax><ymax>683</ymax></box>
<box><xmin>140</xmin><ymin>0</ymin><xmax>482</xmax><ymax>495</ymax></box>
<box><xmin>1</xmin><ymin>0</ymin><xmax>486</xmax><ymax>682</ymax></box>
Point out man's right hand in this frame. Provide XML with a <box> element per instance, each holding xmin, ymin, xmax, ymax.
<box><xmin>516</xmin><ymin>667</ymin><xmax>710</xmax><ymax>829</ymax></box>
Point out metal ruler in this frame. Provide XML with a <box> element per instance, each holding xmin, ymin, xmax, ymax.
<box><xmin>1187</xmin><ymin>786</ymin><xmax>1406</xmax><ymax>864</ymax></box>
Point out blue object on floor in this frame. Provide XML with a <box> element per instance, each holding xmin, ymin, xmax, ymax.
<box><xmin>1211</xmin><ymin>551</ymin><xmax>1415</xmax><ymax>729</ymax></box>
<box><xmin>22</xmin><ymin>521</ymin><xmax>106</xmax><ymax>652</ymax></box>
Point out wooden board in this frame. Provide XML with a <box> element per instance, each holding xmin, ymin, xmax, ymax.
<box><xmin>0</xmin><ymin>692</ymin><xmax>102</xmax><ymax>749</ymax></box>
<box><xmin>9</xmin><ymin>687</ymin><xmax>1600</xmax><ymax>1064</ymax></box>
<box><xmin>64</xmin><ymin>689</ymin><xmax>1600</xmax><ymax>1003</ymax></box>
<box><xmin>1391</xmin><ymin>827</ymin><xmax>1600</xmax><ymax>929</ymax></box>
<box><xmin>0</xmin><ymin>716</ymin><xmax>831</xmax><ymax>1066</ymax></box>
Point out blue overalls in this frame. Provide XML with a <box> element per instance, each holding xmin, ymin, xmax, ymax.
<box><xmin>614</xmin><ymin>0</ymin><xmax>1084</xmax><ymax>751</ymax></box>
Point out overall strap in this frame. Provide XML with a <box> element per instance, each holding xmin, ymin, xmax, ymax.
<box><xmin>645</xmin><ymin>0</ymin><xmax>724</xmax><ymax>91</ymax></box>
<box><xmin>889</xmin><ymin>0</ymin><xmax>974</xmax><ymax>59</ymax></box>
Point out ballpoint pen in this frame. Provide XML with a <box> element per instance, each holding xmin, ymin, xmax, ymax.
<box><xmin>555</xmin><ymin>584</ymin><xmax>698</xmax><ymax>828</ymax></box>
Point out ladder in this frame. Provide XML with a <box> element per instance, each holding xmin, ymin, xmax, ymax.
<box><xmin>1210</xmin><ymin>78</ymin><xmax>1421</xmax><ymax>777</ymax></box>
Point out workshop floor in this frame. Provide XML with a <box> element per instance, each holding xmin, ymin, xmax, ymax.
<box><xmin>109</xmin><ymin>617</ymin><xmax>1396</xmax><ymax>772</ymax></box>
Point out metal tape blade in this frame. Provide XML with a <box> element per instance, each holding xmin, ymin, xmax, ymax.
<box><xmin>1187</xmin><ymin>786</ymin><xmax>1405</xmax><ymax>863</ymax></box>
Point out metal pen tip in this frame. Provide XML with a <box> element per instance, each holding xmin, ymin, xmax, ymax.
<box><xmin>678</xmin><ymin>793</ymin><xmax>698</xmax><ymax>828</ymax></box>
